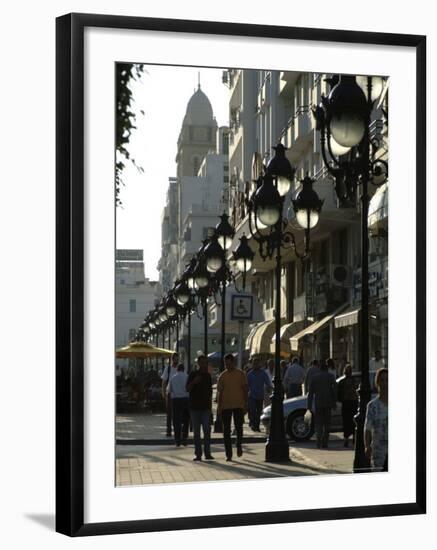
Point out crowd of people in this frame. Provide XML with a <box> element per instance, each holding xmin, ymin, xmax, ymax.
<box><xmin>160</xmin><ymin>350</ymin><xmax>388</xmax><ymax>471</ymax></box>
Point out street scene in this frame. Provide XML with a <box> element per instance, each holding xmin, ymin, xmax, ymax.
<box><xmin>115</xmin><ymin>65</ymin><xmax>389</xmax><ymax>486</ymax></box>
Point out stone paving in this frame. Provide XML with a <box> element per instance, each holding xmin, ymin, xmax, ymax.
<box><xmin>115</xmin><ymin>405</ymin><xmax>354</xmax><ymax>486</ymax></box>
<box><xmin>116</xmin><ymin>436</ymin><xmax>354</xmax><ymax>486</ymax></box>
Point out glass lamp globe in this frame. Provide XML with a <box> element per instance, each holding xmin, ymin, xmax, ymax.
<box><xmin>217</xmin><ymin>234</ymin><xmax>232</xmax><ymax>250</ymax></box>
<box><xmin>187</xmin><ymin>276</ymin><xmax>196</xmax><ymax>289</ymax></box>
<box><xmin>176</xmin><ymin>291</ymin><xmax>189</xmax><ymax>305</ymax></box>
<box><xmin>166</xmin><ymin>305</ymin><xmax>177</xmax><ymax>317</ymax></box>
<box><xmin>296</xmin><ymin>208</ymin><xmax>320</xmax><ymax>230</ymax></box>
<box><xmin>330</xmin><ymin>113</ymin><xmax>365</xmax><ymax>148</ymax></box>
<box><xmin>257</xmin><ymin>205</ymin><xmax>280</xmax><ymax>227</ymax></box>
<box><xmin>329</xmin><ymin>136</ymin><xmax>351</xmax><ymax>156</ymax></box>
<box><xmin>236</xmin><ymin>257</ymin><xmax>252</xmax><ymax>273</ymax></box>
<box><xmin>356</xmin><ymin>75</ymin><xmax>384</xmax><ymax>103</ymax></box>
<box><xmin>206</xmin><ymin>256</ymin><xmax>223</xmax><ymax>273</ymax></box>
<box><xmin>250</xmin><ymin>211</ymin><xmax>267</xmax><ymax>231</ymax></box>
<box><xmin>159</xmin><ymin>312</ymin><xmax>168</xmax><ymax>322</ymax></box>
<box><xmin>277</xmin><ymin>175</ymin><xmax>291</xmax><ymax>197</ymax></box>
<box><xmin>195</xmin><ymin>275</ymin><xmax>209</xmax><ymax>289</ymax></box>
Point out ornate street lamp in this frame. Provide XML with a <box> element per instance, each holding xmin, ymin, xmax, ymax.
<box><xmin>247</xmin><ymin>144</ymin><xmax>323</xmax><ymax>463</ymax></box>
<box><xmin>203</xmin><ymin>234</ymin><xmax>225</xmax><ymax>273</ymax></box>
<box><xmin>215</xmin><ymin>212</ymin><xmax>235</xmax><ymax>251</ymax></box>
<box><xmin>313</xmin><ymin>74</ymin><xmax>387</xmax><ymax>472</ymax></box>
<box><xmin>233</xmin><ymin>235</ymin><xmax>255</xmax><ymax>290</ymax></box>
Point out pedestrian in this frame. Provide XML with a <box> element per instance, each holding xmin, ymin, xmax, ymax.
<box><xmin>326</xmin><ymin>357</ymin><xmax>337</xmax><ymax>378</ymax></box>
<box><xmin>186</xmin><ymin>354</ymin><xmax>214</xmax><ymax>461</ymax></box>
<box><xmin>161</xmin><ymin>352</ymin><xmax>179</xmax><ymax>437</ymax></box>
<box><xmin>247</xmin><ymin>357</ymin><xmax>272</xmax><ymax>431</ymax></box>
<box><xmin>283</xmin><ymin>356</ymin><xmax>305</xmax><ymax>398</ymax></box>
<box><xmin>217</xmin><ymin>353</ymin><xmax>248</xmax><ymax>461</ymax></box>
<box><xmin>263</xmin><ymin>358</ymin><xmax>275</xmax><ymax>407</ymax></box>
<box><xmin>369</xmin><ymin>349</ymin><xmax>385</xmax><ymax>371</ymax></box>
<box><xmin>364</xmin><ymin>368</ymin><xmax>388</xmax><ymax>471</ymax></box>
<box><xmin>337</xmin><ymin>363</ymin><xmax>358</xmax><ymax>447</ymax></box>
<box><xmin>168</xmin><ymin>363</ymin><xmax>190</xmax><ymax>447</ymax></box>
<box><xmin>307</xmin><ymin>359</ymin><xmax>337</xmax><ymax>448</ymax></box>
<box><xmin>304</xmin><ymin>359</ymin><xmax>319</xmax><ymax>394</ymax></box>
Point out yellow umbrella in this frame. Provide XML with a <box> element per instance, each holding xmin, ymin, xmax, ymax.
<box><xmin>116</xmin><ymin>341</ymin><xmax>174</xmax><ymax>358</ymax></box>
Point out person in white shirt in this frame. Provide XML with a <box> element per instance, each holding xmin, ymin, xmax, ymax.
<box><xmin>283</xmin><ymin>357</ymin><xmax>305</xmax><ymax>398</ymax></box>
<box><xmin>168</xmin><ymin>363</ymin><xmax>190</xmax><ymax>446</ymax></box>
<box><xmin>161</xmin><ymin>352</ymin><xmax>179</xmax><ymax>437</ymax></box>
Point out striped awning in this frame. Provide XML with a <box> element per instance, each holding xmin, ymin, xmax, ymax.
<box><xmin>270</xmin><ymin>320</ymin><xmax>305</xmax><ymax>356</ymax></box>
<box><xmin>368</xmin><ymin>183</ymin><xmax>388</xmax><ymax>228</ymax></box>
<box><xmin>334</xmin><ymin>308</ymin><xmax>360</xmax><ymax>328</ymax></box>
<box><xmin>290</xmin><ymin>303</ymin><xmax>348</xmax><ymax>351</ymax></box>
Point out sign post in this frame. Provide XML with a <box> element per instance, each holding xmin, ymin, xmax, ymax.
<box><xmin>231</xmin><ymin>294</ymin><xmax>254</xmax><ymax>369</ymax></box>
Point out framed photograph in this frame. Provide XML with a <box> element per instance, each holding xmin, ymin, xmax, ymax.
<box><xmin>56</xmin><ymin>13</ymin><xmax>426</xmax><ymax>536</ymax></box>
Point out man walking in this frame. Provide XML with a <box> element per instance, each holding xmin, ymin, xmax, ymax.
<box><xmin>247</xmin><ymin>357</ymin><xmax>272</xmax><ymax>431</ymax></box>
<box><xmin>168</xmin><ymin>364</ymin><xmax>190</xmax><ymax>447</ymax></box>
<box><xmin>186</xmin><ymin>354</ymin><xmax>213</xmax><ymax>461</ymax></box>
<box><xmin>161</xmin><ymin>352</ymin><xmax>179</xmax><ymax>437</ymax></box>
<box><xmin>307</xmin><ymin>359</ymin><xmax>337</xmax><ymax>448</ymax></box>
<box><xmin>217</xmin><ymin>353</ymin><xmax>248</xmax><ymax>461</ymax></box>
<box><xmin>283</xmin><ymin>356</ymin><xmax>305</xmax><ymax>398</ymax></box>
<box><xmin>364</xmin><ymin>368</ymin><xmax>388</xmax><ymax>471</ymax></box>
<box><xmin>304</xmin><ymin>359</ymin><xmax>319</xmax><ymax>394</ymax></box>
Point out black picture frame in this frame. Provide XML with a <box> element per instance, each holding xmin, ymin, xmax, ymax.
<box><xmin>56</xmin><ymin>12</ymin><xmax>426</xmax><ymax>537</ymax></box>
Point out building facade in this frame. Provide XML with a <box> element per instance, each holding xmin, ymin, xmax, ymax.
<box><xmin>115</xmin><ymin>249</ymin><xmax>159</xmax><ymax>366</ymax></box>
<box><xmin>224</xmin><ymin>69</ymin><xmax>388</xmax><ymax>372</ymax></box>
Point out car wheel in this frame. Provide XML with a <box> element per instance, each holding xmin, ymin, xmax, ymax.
<box><xmin>286</xmin><ymin>411</ymin><xmax>314</xmax><ymax>441</ymax></box>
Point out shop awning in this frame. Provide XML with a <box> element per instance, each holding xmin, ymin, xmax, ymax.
<box><xmin>270</xmin><ymin>320</ymin><xmax>305</xmax><ymax>356</ymax></box>
<box><xmin>334</xmin><ymin>307</ymin><xmax>360</xmax><ymax>328</ymax></box>
<box><xmin>290</xmin><ymin>303</ymin><xmax>348</xmax><ymax>351</ymax></box>
<box><xmin>247</xmin><ymin>319</ymin><xmax>281</xmax><ymax>356</ymax></box>
<box><xmin>368</xmin><ymin>183</ymin><xmax>388</xmax><ymax>228</ymax></box>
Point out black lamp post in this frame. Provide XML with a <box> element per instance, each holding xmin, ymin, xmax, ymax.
<box><xmin>313</xmin><ymin>74</ymin><xmax>387</xmax><ymax>472</ymax></box>
<box><xmin>175</xmin><ymin>276</ymin><xmax>192</xmax><ymax>371</ymax></box>
<box><xmin>247</xmin><ymin>144</ymin><xmax>323</xmax><ymax>463</ymax></box>
<box><xmin>233</xmin><ymin>235</ymin><xmax>255</xmax><ymax>290</ymax></box>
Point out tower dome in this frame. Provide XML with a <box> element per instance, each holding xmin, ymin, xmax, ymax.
<box><xmin>183</xmin><ymin>85</ymin><xmax>215</xmax><ymax>126</ymax></box>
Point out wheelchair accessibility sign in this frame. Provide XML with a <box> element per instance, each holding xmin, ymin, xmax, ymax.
<box><xmin>231</xmin><ymin>294</ymin><xmax>253</xmax><ymax>321</ymax></box>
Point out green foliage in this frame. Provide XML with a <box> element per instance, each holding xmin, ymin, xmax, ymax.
<box><xmin>116</xmin><ymin>63</ymin><xmax>145</xmax><ymax>205</ymax></box>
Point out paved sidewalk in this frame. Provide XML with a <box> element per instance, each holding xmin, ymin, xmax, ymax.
<box><xmin>116</xmin><ymin>411</ymin><xmax>266</xmax><ymax>443</ymax></box>
<box><xmin>116</xmin><ymin>437</ymin><xmax>354</xmax><ymax>486</ymax></box>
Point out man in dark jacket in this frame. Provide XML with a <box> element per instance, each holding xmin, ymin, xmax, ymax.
<box><xmin>186</xmin><ymin>354</ymin><xmax>213</xmax><ymax>461</ymax></box>
<box><xmin>307</xmin><ymin>359</ymin><xmax>337</xmax><ymax>448</ymax></box>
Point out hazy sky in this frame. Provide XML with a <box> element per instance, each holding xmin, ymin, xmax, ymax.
<box><xmin>116</xmin><ymin>64</ymin><xmax>229</xmax><ymax>281</ymax></box>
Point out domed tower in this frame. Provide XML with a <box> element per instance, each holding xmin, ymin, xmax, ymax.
<box><xmin>176</xmin><ymin>84</ymin><xmax>217</xmax><ymax>178</ymax></box>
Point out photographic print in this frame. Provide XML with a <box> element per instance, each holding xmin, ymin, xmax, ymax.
<box><xmin>115</xmin><ymin>64</ymin><xmax>390</xmax><ymax>485</ymax></box>
<box><xmin>56</xmin><ymin>14</ymin><xmax>425</xmax><ymax>535</ymax></box>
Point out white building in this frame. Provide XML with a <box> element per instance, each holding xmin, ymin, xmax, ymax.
<box><xmin>115</xmin><ymin>249</ymin><xmax>159</xmax><ymax>366</ymax></box>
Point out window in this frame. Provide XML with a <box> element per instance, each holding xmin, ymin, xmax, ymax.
<box><xmin>129</xmin><ymin>299</ymin><xmax>136</xmax><ymax>313</ymax></box>
<box><xmin>193</xmin><ymin>156</ymin><xmax>200</xmax><ymax>176</ymax></box>
<box><xmin>129</xmin><ymin>328</ymin><xmax>136</xmax><ymax>341</ymax></box>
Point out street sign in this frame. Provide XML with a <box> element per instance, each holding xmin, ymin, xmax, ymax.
<box><xmin>231</xmin><ymin>294</ymin><xmax>253</xmax><ymax>321</ymax></box>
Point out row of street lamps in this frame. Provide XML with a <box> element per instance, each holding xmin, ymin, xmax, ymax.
<box><xmin>134</xmin><ymin>74</ymin><xmax>387</xmax><ymax>468</ymax></box>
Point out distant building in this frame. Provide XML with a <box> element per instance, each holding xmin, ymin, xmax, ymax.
<box><xmin>156</xmin><ymin>86</ymin><xmax>238</xmax><ymax>359</ymax></box>
<box><xmin>115</xmin><ymin>249</ymin><xmax>159</xmax><ymax>366</ymax></box>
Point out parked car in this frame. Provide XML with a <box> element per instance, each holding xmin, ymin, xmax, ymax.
<box><xmin>260</xmin><ymin>372</ymin><xmax>377</xmax><ymax>441</ymax></box>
